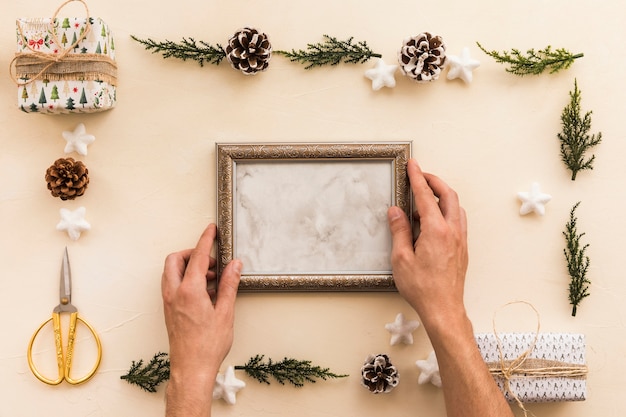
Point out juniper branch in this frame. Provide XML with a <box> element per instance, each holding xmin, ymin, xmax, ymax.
<box><xmin>234</xmin><ymin>354</ymin><xmax>348</xmax><ymax>387</ymax></box>
<box><xmin>130</xmin><ymin>35</ymin><xmax>226</xmax><ymax>66</ymax></box>
<box><xmin>476</xmin><ymin>42</ymin><xmax>583</xmax><ymax>75</ymax></box>
<box><xmin>275</xmin><ymin>35</ymin><xmax>381</xmax><ymax>69</ymax></box>
<box><xmin>557</xmin><ymin>79</ymin><xmax>602</xmax><ymax>180</ymax></box>
<box><xmin>122</xmin><ymin>353</ymin><xmax>347</xmax><ymax>393</ymax></box>
<box><xmin>120</xmin><ymin>352</ymin><xmax>170</xmax><ymax>393</ymax></box>
<box><xmin>563</xmin><ymin>202</ymin><xmax>591</xmax><ymax>317</ymax></box>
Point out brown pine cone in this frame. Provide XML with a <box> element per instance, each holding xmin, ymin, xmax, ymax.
<box><xmin>361</xmin><ymin>354</ymin><xmax>400</xmax><ymax>394</ymax></box>
<box><xmin>45</xmin><ymin>157</ymin><xmax>89</xmax><ymax>200</ymax></box>
<box><xmin>398</xmin><ymin>32</ymin><xmax>446</xmax><ymax>82</ymax></box>
<box><xmin>225</xmin><ymin>27</ymin><xmax>272</xmax><ymax>75</ymax></box>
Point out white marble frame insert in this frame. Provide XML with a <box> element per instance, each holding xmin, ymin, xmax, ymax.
<box><xmin>216</xmin><ymin>142</ymin><xmax>412</xmax><ymax>292</ymax></box>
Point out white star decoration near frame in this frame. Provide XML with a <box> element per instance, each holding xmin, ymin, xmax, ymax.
<box><xmin>517</xmin><ymin>182</ymin><xmax>552</xmax><ymax>216</ymax></box>
<box><xmin>364</xmin><ymin>58</ymin><xmax>398</xmax><ymax>90</ymax></box>
<box><xmin>446</xmin><ymin>47</ymin><xmax>481</xmax><ymax>84</ymax></box>
<box><xmin>62</xmin><ymin>123</ymin><xmax>96</xmax><ymax>156</ymax></box>
<box><xmin>213</xmin><ymin>366</ymin><xmax>246</xmax><ymax>405</ymax></box>
<box><xmin>56</xmin><ymin>207</ymin><xmax>91</xmax><ymax>240</ymax></box>
<box><xmin>415</xmin><ymin>351</ymin><xmax>442</xmax><ymax>387</ymax></box>
<box><xmin>384</xmin><ymin>313</ymin><xmax>420</xmax><ymax>345</ymax></box>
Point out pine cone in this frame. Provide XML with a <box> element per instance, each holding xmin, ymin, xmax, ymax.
<box><xmin>45</xmin><ymin>157</ymin><xmax>89</xmax><ymax>200</ymax></box>
<box><xmin>398</xmin><ymin>32</ymin><xmax>446</xmax><ymax>82</ymax></box>
<box><xmin>361</xmin><ymin>354</ymin><xmax>399</xmax><ymax>393</ymax></box>
<box><xmin>226</xmin><ymin>27</ymin><xmax>272</xmax><ymax>75</ymax></box>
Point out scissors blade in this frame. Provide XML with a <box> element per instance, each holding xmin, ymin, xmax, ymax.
<box><xmin>60</xmin><ymin>247</ymin><xmax>72</xmax><ymax>305</ymax></box>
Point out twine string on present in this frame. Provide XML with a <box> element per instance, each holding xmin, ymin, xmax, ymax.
<box><xmin>491</xmin><ymin>301</ymin><xmax>539</xmax><ymax>416</ymax></box>
<box><xmin>10</xmin><ymin>0</ymin><xmax>117</xmax><ymax>87</ymax></box>
<box><xmin>487</xmin><ymin>358</ymin><xmax>588</xmax><ymax>378</ymax></box>
<box><xmin>489</xmin><ymin>301</ymin><xmax>588</xmax><ymax>416</ymax></box>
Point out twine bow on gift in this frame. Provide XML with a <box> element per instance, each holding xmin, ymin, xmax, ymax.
<box><xmin>10</xmin><ymin>0</ymin><xmax>117</xmax><ymax>87</ymax></box>
<box><xmin>487</xmin><ymin>301</ymin><xmax>588</xmax><ymax>416</ymax></box>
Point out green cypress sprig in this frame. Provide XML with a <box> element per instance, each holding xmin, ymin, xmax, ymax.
<box><xmin>235</xmin><ymin>354</ymin><xmax>348</xmax><ymax>387</ymax></box>
<box><xmin>130</xmin><ymin>35</ymin><xmax>226</xmax><ymax>66</ymax></box>
<box><xmin>275</xmin><ymin>35</ymin><xmax>381</xmax><ymax>69</ymax></box>
<box><xmin>476</xmin><ymin>42</ymin><xmax>583</xmax><ymax>75</ymax></box>
<box><xmin>557</xmin><ymin>79</ymin><xmax>602</xmax><ymax>180</ymax></box>
<box><xmin>120</xmin><ymin>352</ymin><xmax>170</xmax><ymax>393</ymax></box>
<box><xmin>121</xmin><ymin>353</ymin><xmax>348</xmax><ymax>392</ymax></box>
<box><xmin>563</xmin><ymin>202</ymin><xmax>591</xmax><ymax>317</ymax></box>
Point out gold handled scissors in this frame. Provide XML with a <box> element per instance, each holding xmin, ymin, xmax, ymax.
<box><xmin>27</xmin><ymin>248</ymin><xmax>102</xmax><ymax>385</ymax></box>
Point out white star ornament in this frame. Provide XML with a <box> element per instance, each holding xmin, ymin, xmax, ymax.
<box><xmin>213</xmin><ymin>366</ymin><xmax>246</xmax><ymax>405</ymax></box>
<box><xmin>415</xmin><ymin>351</ymin><xmax>442</xmax><ymax>387</ymax></box>
<box><xmin>62</xmin><ymin>123</ymin><xmax>95</xmax><ymax>156</ymax></box>
<box><xmin>446</xmin><ymin>47</ymin><xmax>480</xmax><ymax>84</ymax></box>
<box><xmin>365</xmin><ymin>58</ymin><xmax>398</xmax><ymax>90</ymax></box>
<box><xmin>384</xmin><ymin>313</ymin><xmax>420</xmax><ymax>345</ymax></box>
<box><xmin>517</xmin><ymin>182</ymin><xmax>552</xmax><ymax>216</ymax></box>
<box><xmin>56</xmin><ymin>207</ymin><xmax>91</xmax><ymax>241</ymax></box>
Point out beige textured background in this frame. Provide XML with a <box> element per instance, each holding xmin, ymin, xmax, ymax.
<box><xmin>1</xmin><ymin>0</ymin><xmax>624</xmax><ymax>416</ymax></box>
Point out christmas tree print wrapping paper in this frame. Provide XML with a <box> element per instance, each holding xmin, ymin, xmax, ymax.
<box><xmin>475</xmin><ymin>333</ymin><xmax>587</xmax><ymax>402</ymax></box>
<box><xmin>15</xmin><ymin>16</ymin><xmax>116</xmax><ymax>114</ymax></box>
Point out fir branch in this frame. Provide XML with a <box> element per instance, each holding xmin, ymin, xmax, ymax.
<box><xmin>275</xmin><ymin>35</ymin><xmax>381</xmax><ymax>69</ymax></box>
<box><xmin>130</xmin><ymin>35</ymin><xmax>226</xmax><ymax>67</ymax></box>
<box><xmin>120</xmin><ymin>352</ymin><xmax>170</xmax><ymax>393</ymax></box>
<box><xmin>234</xmin><ymin>354</ymin><xmax>348</xmax><ymax>387</ymax></box>
<box><xmin>557</xmin><ymin>79</ymin><xmax>602</xmax><ymax>180</ymax></box>
<box><xmin>563</xmin><ymin>202</ymin><xmax>591</xmax><ymax>317</ymax></box>
<box><xmin>476</xmin><ymin>42</ymin><xmax>583</xmax><ymax>76</ymax></box>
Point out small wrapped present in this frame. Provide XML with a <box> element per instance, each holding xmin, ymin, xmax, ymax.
<box><xmin>475</xmin><ymin>332</ymin><xmax>587</xmax><ymax>403</ymax></box>
<box><xmin>13</xmin><ymin>2</ymin><xmax>117</xmax><ymax>114</ymax></box>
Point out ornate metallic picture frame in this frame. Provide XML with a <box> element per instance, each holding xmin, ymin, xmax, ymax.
<box><xmin>216</xmin><ymin>142</ymin><xmax>412</xmax><ymax>292</ymax></box>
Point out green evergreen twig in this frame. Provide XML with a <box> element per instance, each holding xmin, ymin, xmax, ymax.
<box><xmin>235</xmin><ymin>354</ymin><xmax>348</xmax><ymax>387</ymax></box>
<box><xmin>476</xmin><ymin>42</ymin><xmax>583</xmax><ymax>75</ymax></box>
<box><xmin>120</xmin><ymin>352</ymin><xmax>170</xmax><ymax>393</ymax></box>
<box><xmin>121</xmin><ymin>353</ymin><xmax>348</xmax><ymax>392</ymax></box>
<box><xmin>275</xmin><ymin>35</ymin><xmax>381</xmax><ymax>69</ymax></box>
<box><xmin>557</xmin><ymin>79</ymin><xmax>602</xmax><ymax>180</ymax></box>
<box><xmin>563</xmin><ymin>202</ymin><xmax>591</xmax><ymax>317</ymax></box>
<box><xmin>130</xmin><ymin>35</ymin><xmax>226</xmax><ymax>66</ymax></box>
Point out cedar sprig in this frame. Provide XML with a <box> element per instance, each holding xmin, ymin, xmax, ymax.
<box><xmin>235</xmin><ymin>354</ymin><xmax>348</xmax><ymax>387</ymax></box>
<box><xmin>557</xmin><ymin>79</ymin><xmax>602</xmax><ymax>180</ymax></box>
<box><xmin>275</xmin><ymin>35</ymin><xmax>381</xmax><ymax>69</ymax></box>
<box><xmin>122</xmin><ymin>353</ymin><xmax>348</xmax><ymax>392</ymax></box>
<box><xmin>120</xmin><ymin>352</ymin><xmax>170</xmax><ymax>393</ymax></box>
<box><xmin>563</xmin><ymin>202</ymin><xmax>591</xmax><ymax>317</ymax></box>
<box><xmin>130</xmin><ymin>35</ymin><xmax>226</xmax><ymax>66</ymax></box>
<box><xmin>476</xmin><ymin>42</ymin><xmax>583</xmax><ymax>75</ymax></box>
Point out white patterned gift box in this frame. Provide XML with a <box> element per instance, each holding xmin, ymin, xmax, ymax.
<box><xmin>14</xmin><ymin>16</ymin><xmax>117</xmax><ymax>114</ymax></box>
<box><xmin>475</xmin><ymin>333</ymin><xmax>587</xmax><ymax>403</ymax></box>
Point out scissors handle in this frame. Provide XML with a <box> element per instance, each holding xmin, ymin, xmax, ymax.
<box><xmin>27</xmin><ymin>312</ymin><xmax>102</xmax><ymax>385</ymax></box>
<box><xmin>65</xmin><ymin>313</ymin><xmax>102</xmax><ymax>384</ymax></box>
<box><xmin>27</xmin><ymin>315</ymin><xmax>63</xmax><ymax>385</ymax></box>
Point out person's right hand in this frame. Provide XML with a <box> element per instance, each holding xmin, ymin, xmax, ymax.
<box><xmin>387</xmin><ymin>160</ymin><xmax>514</xmax><ymax>417</ymax></box>
<box><xmin>161</xmin><ymin>224</ymin><xmax>242</xmax><ymax>417</ymax></box>
<box><xmin>387</xmin><ymin>158</ymin><xmax>469</xmax><ymax>331</ymax></box>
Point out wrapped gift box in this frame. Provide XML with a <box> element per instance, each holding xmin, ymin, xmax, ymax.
<box><xmin>475</xmin><ymin>332</ymin><xmax>587</xmax><ymax>403</ymax></box>
<box><xmin>15</xmin><ymin>16</ymin><xmax>117</xmax><ymax>114</ymax></box>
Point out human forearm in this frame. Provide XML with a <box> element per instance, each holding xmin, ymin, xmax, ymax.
<box><xmin>425</xmin><ymin>314</ymin><xmax>514</xmax><ymax>417</ymax></box>
<box><xmin>165</xmin><ymin>372</ymin><xmax>215</xmax><ymax>417</ymax></box>
<box><xmin>165</xmin><ymin>353</ymin><xmax>222</xmax><ymax>417</ymax></box>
